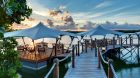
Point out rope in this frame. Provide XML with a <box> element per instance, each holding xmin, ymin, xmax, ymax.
<box><xmin>59</xmin><ymin>52</ymin><xmax>71</xmax><ymax>62</ymax></box>
<box><xmin>98</xmin><ymin>47</ymin><xmax>118</xmax><ymax>78</ymax></box>
<box><xmin>44</xmin><ymin>63</ymin><xmax>56</xmax><ymax>78</ymax></box>
<box><xmin>110</xmin><ymin>64</ymin><xmax>118</xmax><ymax>78</ymax></box>
<box><xmin>99</xmin><ymin>49</ymin><xmax>108</xmax><ymax>64</ymax></box>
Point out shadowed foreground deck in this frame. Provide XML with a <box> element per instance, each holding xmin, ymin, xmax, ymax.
<box><xmin>64</xmin><ymin>48</ymin><xmax>107</xmax><ymax>78</ymax></box>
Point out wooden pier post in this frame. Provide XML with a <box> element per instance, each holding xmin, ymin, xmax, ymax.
<box><xmin>62</xmin><ymin>44</ymin><xmax>64</xmax><ymax>54</ymax></box>
<box><xmin>98</xmin><ymin>47</ymin><xmax>101</xmax><ymax>68</ymax></box>
<box><xmin>121</xmin><ymin>37</ymin><xmax>122</xmax><ymax>46</ymax></box>
<box><xmin>95</xmin><ymin>38</ymin><xmax>97</xmax><ymax>57</ymax></box>
<box><xmin>91</xmin><ymin>38</ymin><xmax>93</xmax><ymax>50</ymax></box>
<box><xmin>72</xmin><ymin>45</ymin><xmax>75</xmax><ymax>68</ymax></box>
<box><xmin>53</xmin><ymin>58</ymin><xmax>59</xmax><ymax>78</ymax></box>
<box><xmin>76</xmin><ymin>45</ymin><xmax>78</xmax><ymax>56</ymax></box>
<box><xmin>108</xmin><ymin>59</ymin><xmax>113</xmax><ymax>78</ymax></box>
<box><xmin>106</xmin><ymin>38</ymin><xmax>108</xmax><ymax>50</ymax></box>
<box><xmin>132</xmin><ymin>36</ymin><xmax>133</xmax><ymax>45</ymax></box>
<box><xmin>113</xmin><ymin>37</ymin><xmax>115</xmax><ymax>49</ymax></box>
<box><xmin>103</xmin><ymin>37</ymin><xmax>106</xmax><ymax>47</ymax></box>
<box><xmin>85</xmin><ymin>40</ymin><xmax>87</xmax><ymax>53</ymax></box>
<box><xmin>126</xmin><ymin>36</ymin><xmax>127</xmax><ymax>45</ymax></box>
<box><xmin>82</xmin><ymin>43</ymin><xmax>84</xmax><ymax>52</ymax></box>
<box><xmin>78</xmin><ymin>41</ymin><xmax>80</xmax><ymax>56</ymax></box>
<box><xmin>118</xmin><ymin>37</ymin><xmax>121</xmax><ymax>45</ymax></box>
<box><xmin>55</xmin><ymin>44</ymin><xmax>57</xmax><ymax>56</ymax></box>
<box><xmin>130</xmin><ymin>35</ymin><xmax>132</xmax><ymax>46</ymax></box>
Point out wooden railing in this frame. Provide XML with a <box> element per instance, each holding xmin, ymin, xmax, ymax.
<box><xmin>44</xmin><ymin>36</ymin><xmax>139</xmax><ymax>78</ymax></box>
<box><xmin>44</xmin><ymin>44</ymin><xmax>79</xmax><ymax>78</ymax></box>
<box><xmin>97</xmin><ymin>47</ymin><xmax>118</xmax><ymax>78</ymax></box>
<box><xmin>44</xmin><ymin>52</ymin><xmax>71</xmax><ymax>78</ymax></box>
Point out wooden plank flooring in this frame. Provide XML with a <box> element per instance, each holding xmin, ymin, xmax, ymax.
<box><xmin>64</xmin><ymin>48</ymin><xmax>107</xmax><ymax>78</ymax></box>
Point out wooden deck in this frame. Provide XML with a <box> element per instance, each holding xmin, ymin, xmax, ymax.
<box><xmin>64</xmin><ymin>48</ymin><xmax>107</xmax><ymax>78</ymax></box>
<box><xmin>19</xmin><ymin>48</ymin><xmax>68</xmax><ymax>62</ymax></box>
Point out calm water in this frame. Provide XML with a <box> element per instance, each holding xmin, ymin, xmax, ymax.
<box><xmin>116</xmin><ymin>67</ymin><xmax>140</xmax><ymax>78</ymax></box>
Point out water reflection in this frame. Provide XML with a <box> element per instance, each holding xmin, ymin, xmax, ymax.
<box><xmin>117</xmin><ymin>67</ymin><xmax>140</xmax><ymax>78</ymax></box>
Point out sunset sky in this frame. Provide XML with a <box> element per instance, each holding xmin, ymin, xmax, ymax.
<box><xmin>13</xmin><ymin>0</ymin><xmax>140</xmax><ymax>29</ymax></box>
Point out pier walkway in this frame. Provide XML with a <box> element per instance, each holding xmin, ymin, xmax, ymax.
<box><xmin>64</xmin><ymin>48</ymin><xmax>107</xmax><ymax>78</ymax></box>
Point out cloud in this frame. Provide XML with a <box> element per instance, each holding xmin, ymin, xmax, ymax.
<box><xmin>33</xmin><ymin>10</ymin><xmax>49</xmax><ymax>17</ymax></box>
<box><xmin>71</xmin><ymin>12</ymin><xmax>104</xmax><ymax>24</ymax></box>
<box><xmin>59</xmin><ymin>5</ymin><xmax>67</xmax><ymax>10</ymax></box>
<box><xmin>95</xmin><ymin>1</ymin><xmax>112</xmax><ymax>8</ymax></box>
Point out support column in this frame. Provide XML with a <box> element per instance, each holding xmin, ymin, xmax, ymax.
<box><xmin>129</xmin><ymin>35</ymin><xmax>132</xmax><ymax>46</ymax></box>
<box><xmin>76</xmin><ymin>45</ymin><xmax>78</xmax><ymax>56</ymax></box>
<box><xmin>91</xmin><ymin>38</ymin><xmax>93</xmax><ymax>50</ymax></box>
<box><xmin>106</xmin><ymin>38</ymin><xmax>108</xmax><ymax>50</ymax></box>
<box><xmin>55</xmin><ymin>44</ymin><xmax>57</xmax><ymax>56</ymax></box>
<box><xmin>62</xmin><ymin>44</ymin><xmax>64</xmax><ymax>54</ymax></box>
<box><xmin>82</xmin><ymin>43</ymin><xmax>84</xmax><ymax>52</ymax></box>
<box><xmin>72</xmin><ymin>45</ymin><xmax>75</xmax><ymax>68</ymax></box>
<box><xmin>95</xmin><ymin>38</ymin><xmax>97</xmax><ymax>57</ymax></box>
<box><xmin>85</xmin><ymin>40</ymin><xmax>87</xmax><ymax>53</ymax></box>
<box><xmin>126</xmin><ymin>36</ymin><xmax>127</xmax><ymax>45</ymax></box>
<box><xmin>119</xmin><ymin>37</ymin><xmax>121</xmax><ymax>45</ymax></box>
<box><xmin>78</xmin><ymin>41</ymin><xmax>80</xmax><ymax>56</ymax></box>
<box><xmin>113</xmin><ymin>37</ymin><xmax>115</xmax><ymax>49</ymax></box>
<box><xmin>98</xmin><ymin>47</ymin><xmax>101</xmax><ymax>68</ymax></box>
<box><xmin>121</xmin><ymin>37</ymin><xmax>122</xmax><ymax>46</ymax></box>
